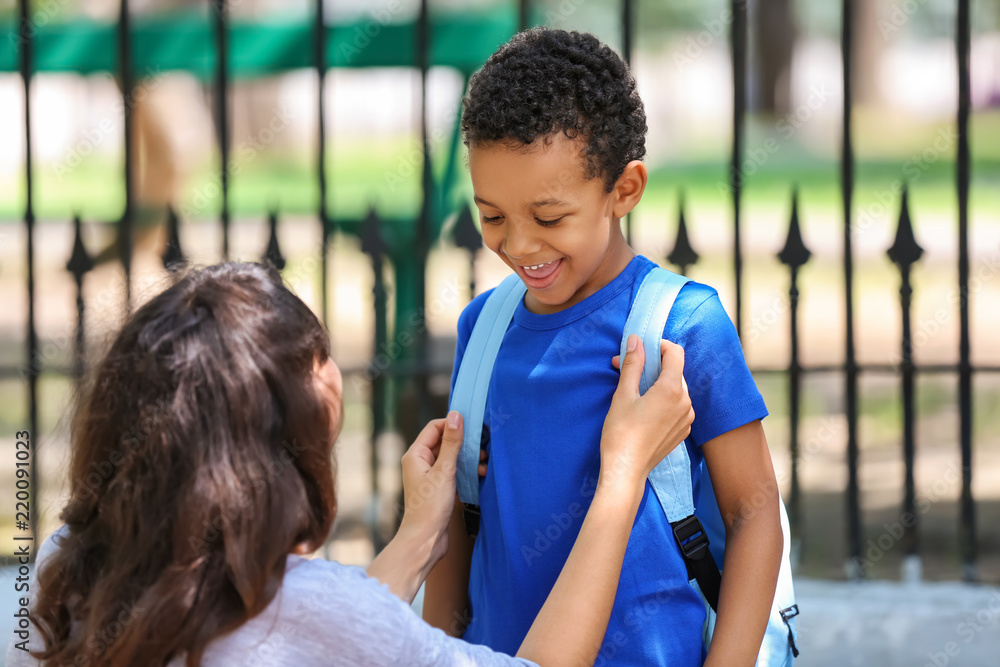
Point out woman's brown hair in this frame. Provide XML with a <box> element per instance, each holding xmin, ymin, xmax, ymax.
<box><xmin>30</xmin><ymin>262</ymin><xmax>338</xmax><ymax>666</ymax></box>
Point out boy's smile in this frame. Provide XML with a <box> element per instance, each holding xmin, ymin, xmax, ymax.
<box><xmin>468</xmin><ymin>133</ymin><xmax>645</xmax><ymax>315</ymax></box>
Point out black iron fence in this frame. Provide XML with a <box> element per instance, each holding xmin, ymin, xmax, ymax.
<box><xmin>4</xmin><ymin>0</ymin><xmax>994</xmax><ymax>581</ymax></box>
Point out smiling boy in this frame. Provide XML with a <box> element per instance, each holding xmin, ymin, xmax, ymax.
<box><xmin>424</xmin><ymin>28</ymin><xmax>782</xmax><ymax>666</ymax></box>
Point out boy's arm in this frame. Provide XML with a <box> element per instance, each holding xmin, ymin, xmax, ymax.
<box><xmin>422</xmin><ymin>494</ymin><xmax>476</xmax><ymax>636</ymax></box>
<box><xmin>700</xmin><ymin>419</ymin><xmax>783</xmax><ymax>667</ymax></box>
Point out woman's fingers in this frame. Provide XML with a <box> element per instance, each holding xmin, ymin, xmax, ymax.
<box><xmin>650</xmin><ymin>340</ymin><xmax>686</xmax><ymax>399</ymax></box>
<box><xmin>660</xmin><ymin>340</ymin><xmax>685</xmax><ymax>382</ymax></box>
<box><xmin>602</xmin><ymin>337</ymin><xmax>695</xmax><ymax>481</ymax></box>
<box><xmin>405</xmin><ymin>418</ymin><xmax>447</xmax><ymax>468</ymax></box>
<box><xmin>612</xmin><ymin>339</ymin><xmax>673</xmax><ymax>372</ymax></box>
<box><xmin>615</xmin><ymin>334</ymin><xmax>645</xmax><ymax>398</ymax></box>
<box><xmin>432</xmin><ymin>411</ymin><xmax>464</xmax><ymax>476</ymax></box>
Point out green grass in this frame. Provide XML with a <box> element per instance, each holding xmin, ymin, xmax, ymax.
<box><xmin>3</xmin><ymin>112</ymin><xmax>999</xmax><ymax>228</ymax></box>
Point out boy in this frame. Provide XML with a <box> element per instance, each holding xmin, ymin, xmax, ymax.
<box><xmin>424</xmin><ymin>28</ymin><xmax>782</xmax><ymax>666</ymax></box>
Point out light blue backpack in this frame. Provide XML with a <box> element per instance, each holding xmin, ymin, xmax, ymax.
<box><xmin>450</xmin><ymin>266</ymin><xmax>800</xmax><ymax>666</ymax></box>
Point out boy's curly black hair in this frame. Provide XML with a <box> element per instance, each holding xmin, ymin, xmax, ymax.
<box><xmin>461</xmin><ymin>27</ymin><xmax>647</xmax><ymax>193</ymax></box>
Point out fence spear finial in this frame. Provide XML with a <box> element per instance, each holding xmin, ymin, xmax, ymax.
<box><xmin>778</xmin><ymin>188</ymin><xmax>811</xmax><ymax>269</ymax></box>
<box><xmin>161</xmin><ymin>205</ymin><xmax>186</xmax><ymax>272</ymax></box>
<box><xmin>263</xmin><ymin>209</ymin><xmax>286</xmax><ymax>271</ymax></box>
<box><xmin>667</xmin><ymin>191</ymin><xmax>699</xmax><ymax>273</ymax></box>
<box><xmin>887</xmin><ymin>186</ymin><xmax>923</xmax><ymax>269</ymax></box>
<box><xmin>66</xmin><ymin>214</ymin><xmax>94</xmax><ymax>281</ymax></box>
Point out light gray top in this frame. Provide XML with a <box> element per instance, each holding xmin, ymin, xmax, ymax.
<box><xmin>6</xmin><ymin>525</ymin><xmax>539</xmax><ymax>667</ymax></box>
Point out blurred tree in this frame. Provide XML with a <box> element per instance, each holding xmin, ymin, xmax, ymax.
<box><xmin>855</xmin><ymin>0</ymin><xmax>888</xmax><ymax>107</ymax></box>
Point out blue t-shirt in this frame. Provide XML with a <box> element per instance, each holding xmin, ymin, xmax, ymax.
<box><xmin>449</xmin><ymin>254</ymin><xmax>768</xmax><ymax>666</ymax></box>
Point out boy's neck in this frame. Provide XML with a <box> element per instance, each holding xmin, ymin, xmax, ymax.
<box><xmin>524</xmin><ymin>230</ymin><xmax>636</xmax><ymax>315</ymax></box>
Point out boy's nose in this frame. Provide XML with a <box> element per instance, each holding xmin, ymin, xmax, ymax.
<box><xmin>502</xmin><ymin>226</ymin><xmax>540</xmax><ymax>261</ymax></box>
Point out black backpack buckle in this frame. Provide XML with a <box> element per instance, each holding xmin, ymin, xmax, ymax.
<box><xmin>671</xmin><ymin>515</ymin><xmax>711</xmax><ymax>561</ymax></box>
<box><xmin>463</xmin><ymin>503</ymin><xmax>481</xmax><ymax>538</ymax></box>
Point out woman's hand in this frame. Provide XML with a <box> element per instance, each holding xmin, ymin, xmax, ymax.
<box><xmin>600</xmin><ymin>334</ymin><xmax>694</xmax><ymax>492</ymax></box>
<box><xmin>398</xmin><ymin>412</ymin><xmax>465</xmax><ymax>567</ymax></box>
<box><xmin>368</xmin><ymin>412</ymin><xmax>464</xmax><ymax>603</ymax></box>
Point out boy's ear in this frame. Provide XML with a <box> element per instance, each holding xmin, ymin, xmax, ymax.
<box><xmin>611</xmin><ymin>160</ymin><xmax>648</xmax><ymax>219</ymax></box>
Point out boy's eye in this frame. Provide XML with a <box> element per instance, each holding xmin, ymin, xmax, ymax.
<box><xmin>481</xmin><ymin>215</ymin><xmax>504</xmax><ymax>225</ymax></box>
<box><xmin>535</xmin><ymin>217</ymin><xmax>563</xmax><ymax>227</ymax></box>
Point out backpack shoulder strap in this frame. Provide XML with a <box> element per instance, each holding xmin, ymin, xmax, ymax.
<box><xmin>450</xmin><ymin>274</ymin><xmax>526</xmax><ymax>507</ymax></box>
<box><xmin>619</xmin><ymin>266</ymin><xmax>696</xmax><ymax>522</ymax></box>
<box><xmin>621</xmin><ymin>266</ymin><xmax>723</xmax><ymax>613</ymax></box>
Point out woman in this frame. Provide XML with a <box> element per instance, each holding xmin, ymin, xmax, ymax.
<box><xmin>6</xmin><ymin>262</ymin><xmax>693</xmax><ymax>666</ymax></box>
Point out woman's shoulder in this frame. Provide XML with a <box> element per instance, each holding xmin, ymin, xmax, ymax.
<box><xmin>166</xmin><ymin>555</ymin><xmax>420</xmax><ymax>666</ymax></box>
<box><xmin>34</xmin><ymin>523</ymin><xmax>71</xmax><ymax>567</ymax></box>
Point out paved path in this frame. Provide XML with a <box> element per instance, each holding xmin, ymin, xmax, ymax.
<box><xmin>793</xmin><ymin>579</ymin><xmax>1000</xmax><ymax>667</ymax></box>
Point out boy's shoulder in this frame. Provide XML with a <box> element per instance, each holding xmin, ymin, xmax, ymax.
<box><xmin>633</xmin><ymin>259</ymin><xmax>724</xmax><ymax>332</ymax></box>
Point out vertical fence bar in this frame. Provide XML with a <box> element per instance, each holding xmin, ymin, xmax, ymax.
<box><xmin>778</xmin><ymin>189</ymin><xmax>811</xmax><ymax>550</ymax></box>
<box><xmin>956</xmin><ymin>0</ymin><xmax>976</xmax><ymax>582</ymax></box>
<box><xmin>18</xmin><ymin>0</ymin><xmax>39</xmax><ymax>544</ymax></box>
<box><xmin>622</xmin><ymin>0</ymin><xmax>634</xmax><ymax>247</ymax></box>
<box><xmin>416</xmin><ymin>0</ymin><xmax>431</xmax><ymax>427</ymax></box>
<box><xmin>519</xmin><ymin>0</ymin><xmax>529</xmax><ymax>32</ymax></box>
<box><xmin>214</xmin><ymin>0</ymin><xmax>231</xmax><ymax>259</ymax></box>
<box><xmin>119</xmin><ymin>0</ymin><xmax>133</xmax><ymax>310</ymax></box>
<box><xmin>454</xmin><ymin>204</ymin><xmax>481</xmax><ymax>298</ymax></box>
<box><xmin>361</xmin><ymin>209</ymin><xmax>388</xmax><ymax>552</ymax></box>
<box><xmin>888</xmin><ymin>187</ymin><xmax>923</xmax><ymax>580</ymax></box>
<box><xmin>730</xmin><ymin>0</ymin><xmax>747</xmax><ymax>338</ymax></box>
<box><xmin>841</xmin><ymin>0</ymin><xmax>862</xmax><ymax>576</ymax></box>
<box><xmin>788</xmin><ymin>269</ymin><xmax>802</xmax><ymax>549</ymax></box>
<box><xmin>316</xmin><ymin>0</ymin><xmax>331</xmax><ymax>327</ymax></box>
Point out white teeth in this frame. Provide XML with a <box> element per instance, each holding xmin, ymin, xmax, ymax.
<box><xmin>526</xmin><ymin>261</ymin><xmax>553</xmax><ymax>271</ymax></box>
